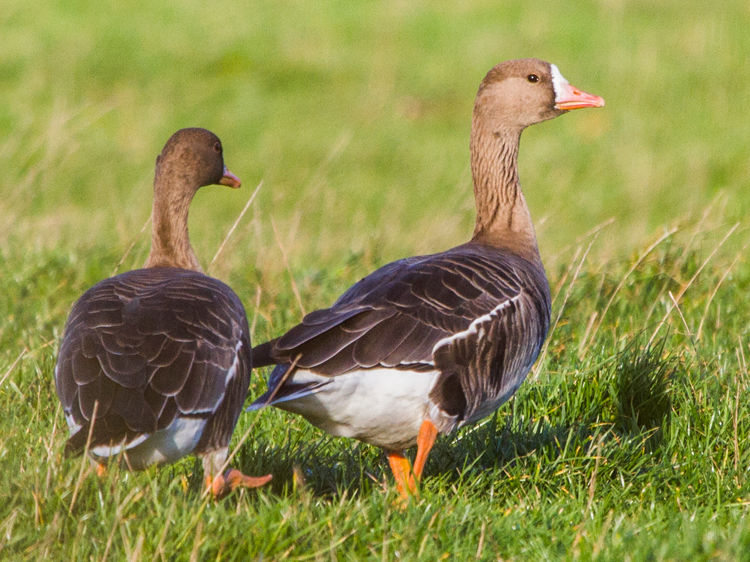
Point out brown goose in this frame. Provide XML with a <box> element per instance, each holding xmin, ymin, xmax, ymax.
<box><xmin>249</xmin><ymin>59</ymin><xmax>604</xmax><ymax>497</ymax></box>
<box><xmin>55</xmin><ymin>128</ymin><xmax>271</xmax><ymax>496</ymax></box>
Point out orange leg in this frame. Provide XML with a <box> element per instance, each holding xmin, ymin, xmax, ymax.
<box><xmin>207</xmin><ymin>469</ymin><xmax>272</xmax><ymax>498</ymax></box>
<box><xmin>387</xmin><ymin>451</ymin><xmax>415</xmax><ymax>498</ymax></box>
<box><xmin>409</xmin><ymin>420</ymin><xmax>438</xmax><ymax>490</ymax></box>
<box><xmin>96</xmin><ymin>463</ymin><xmax>108</xmax><ymax>477</ymax></box>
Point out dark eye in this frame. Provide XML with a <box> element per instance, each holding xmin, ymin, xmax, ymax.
<box><xmin>213</xmin><ymin>142</ymin><xmax>222</xmax><ymax>153</ymax></box>
<box><xmin>527</xmin><ymin>74</ymin><xmax>540</xmax><ymax>83</ymax></box>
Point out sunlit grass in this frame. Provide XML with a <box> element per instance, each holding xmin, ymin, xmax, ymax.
<box><xmin>2</xmin><ymin>0</ymin><xmax>750</xmax><ymax>559</ymax></box>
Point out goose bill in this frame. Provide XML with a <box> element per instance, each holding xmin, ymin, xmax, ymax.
<box><xmin>554</xmin><ymin>82</ymin><xmax>605</xmax><ymax>111</ymax></box>
<box><xmin>219</xmin><ymin>167</ymin><xmax>242</xmax><ymax>188</ymax></box>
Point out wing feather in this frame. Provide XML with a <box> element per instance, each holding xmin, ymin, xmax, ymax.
<box><xmin>253</xmin><ymin>243</ymin><xmax>551</xmax><ymax>424</ymax></box>
<box><xmin>56</xmin><ymin>268</ymin><xmax>252</xmax><ymax>456</ymax></box>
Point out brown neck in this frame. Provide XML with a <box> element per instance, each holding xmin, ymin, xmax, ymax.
<box><xmin>143</xmin><ymin>174</ymin><xmax>202</xmax><ymax>272</ymax></box>
<box><xmin>470</xmin><ymin>119</ymin><xmax>540</xmax><ymax>262</ymax></box>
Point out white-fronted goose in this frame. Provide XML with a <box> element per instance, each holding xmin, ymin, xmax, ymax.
<box><xmin>250</xmin><ymin>59</ymin><xmax>604</xmax><ymax>497</ymax></box>
<box><xmin>55</xmin><ymin>128</ymin><xmax>271</xmax><ymax>496</ymax></box>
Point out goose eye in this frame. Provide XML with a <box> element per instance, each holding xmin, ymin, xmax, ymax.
<box><xmin>213</xmin><ymin>142</ymin><xmax>222</xmax><ymax>153</ymax></box>
<box><xmin>527</xmin><ymin>74</ymin><xmax>540</xmax><ymax>83</ymax></box>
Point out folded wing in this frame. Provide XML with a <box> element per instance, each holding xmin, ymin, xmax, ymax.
<box><xmin>56</xmin><ymin>268</ymin><xmax>250</xmax><ymax>455</ymax></box>
<box><xmin>252</xmin><ymin>244</ymin><xmax>550</xmax><ymax>424</ymax></box>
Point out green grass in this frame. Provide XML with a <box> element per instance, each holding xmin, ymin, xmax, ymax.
<box><xmin>3</xmin><ymin>0</ymin><xmax>750</xmax><ymax>559</ymax></box>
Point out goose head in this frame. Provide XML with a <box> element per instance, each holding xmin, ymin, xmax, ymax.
<box><xmin>146</xmin><ymin>128</ymin><xmax>242</xmax><ymax>272</ymax></box>
<box><xmin>155</xmin><ymin>128</ymin><xmax>241</xmax><ymax>197</ymax></box>
<box><xmin>474</xmin><ymin>58</ymin><xmax>604</xmax><ymax>132</ymax></box>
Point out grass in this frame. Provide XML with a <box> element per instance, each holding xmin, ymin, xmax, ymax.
<box><xmin>2</xmin><ymin>0</ymin><xmax>750</xmax><ymax>559</ymax></box>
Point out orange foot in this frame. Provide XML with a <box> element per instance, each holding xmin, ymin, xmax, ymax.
<box><xmin>408</xmin><ymin>420</ymin><xmax>438</xmax><ymax>491</ymax></box>
<box><xmin>387</xmin><ymin>451</ymin><xmax>415</xmax><ymax>499</ymax></box>
<box><xmin>206</xmin><ymin>469</ymin><xmax>272</xmax><ymax>498</ymax></box>
<box><xmin>386</xmin><ymin>420</ymin><xmax>439</xmax><ymax>502</ymax></box>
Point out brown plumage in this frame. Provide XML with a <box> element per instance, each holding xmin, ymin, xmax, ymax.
<box><xmin>250</xmin><ymin>60</ymin><xmax>604</xmax><ymax>498</ymax></box>
<box><xmin>55</xmin><ymin>128</ymin><xmax>271</xmax><ymax>496</ymax></box>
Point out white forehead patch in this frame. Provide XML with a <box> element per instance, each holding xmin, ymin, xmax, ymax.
<box><xmin>549</xmin><ymin>64</ymin><xmax>569</xmax><ymax>100</ymax></box>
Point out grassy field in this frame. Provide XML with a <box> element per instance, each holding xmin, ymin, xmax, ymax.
<box><xmin>3</xmin><ymin>0</ymin><xmax>750</xmax><ymax>559</ymax></box>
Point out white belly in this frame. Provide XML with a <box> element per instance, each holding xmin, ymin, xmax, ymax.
<box><xmin>276</xmin><ymin>368</ymin><xmax>440</xmax><ymax>450</ymax></box>
<box><xmin>88</xmin><ymin>417</ymin><xmax>207</xmax><ymax>470</ymax></box>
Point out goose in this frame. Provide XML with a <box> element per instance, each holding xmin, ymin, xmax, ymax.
<box><xmin>55</xmin><ymin>128</ymin><xmax>272</xmax><ymax>496</ymax></box>
<box><xmin>249</xmin><ymin>59</ymin><xmax>604</xmax><ymax>497</ymax></box>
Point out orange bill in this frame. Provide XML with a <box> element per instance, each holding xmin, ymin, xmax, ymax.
<box><xmin>550</xmin><ymin>63</ymin><xmax>605</xmax><ymax>111</ymax></box>
<box><xmin>219</xmin><ymin>166</ymin><xmax>242</xmax><ymax>188</ymax></box>
<box><xmin>555</xmin><ymin>81</ymin><xmax>605</xmax><ymax>110</ymax></box>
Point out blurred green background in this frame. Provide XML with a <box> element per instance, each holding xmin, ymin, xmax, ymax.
<box><xmin>3</xmin><ymin>0</ymin><xmax>749</xmax><ymax>272</ymax></box>
<box><xmin>3</xmin><ymin>1</ymin><xmax>750</xmax><ymax>559</ymax></box>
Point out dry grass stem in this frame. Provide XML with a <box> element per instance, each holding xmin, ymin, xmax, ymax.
<box><xmin>150</xmin><ymin>500</ymin><xmax>177</xmax><ymax>562</ymax></box>
<box><xmin>735</xmin><ymin>338</ymin><xmax>747</xmax><ymax>480</ymax></box>
<box><xmin>648</xmin><ymin>223</ymin><xmax>738</xmax><ymax>347</ymax></box>
<box><xmin>271</xmin><ymin>217</ymin><xmax>306</xmax><ymax>317</ymax></box>
<box><xmin>208</xmin><ymin>180</ymin><xmax>263</xmax><ymax>273</ymax></box>
<box><xmin>475</xmin><ymin>521</ymin><xmax>486</xmax><ymax>559</ymax></box>
<box><xmin>534</xmin><ymin>230</ymin><xmax>601</xmax><ymax>377</ymax></box>
<box><xmin>585</xmin><ymin>227</ymin><xmax>677</xmax><ymax>352</ymax></box>
<box><xmin>696</xmin><ymin>239</ymin><xmax>749</xmax><ymax>340</ymax></box>
<box><xmin>189</xmin><ymin>520</ymin><xmax>204</xmax><ymax>562</ymax></box>
<box><xmin>0</xmin><ymin>348</ymin><xmax>27</xmax><ymax>388</ymax></box>
<box><xmin>668</xmin><ymin>291</ymin><xmax>695</xmax><ymax>347</ymax></box>
<box><xmin>548</xmin><ymin>217</ymin><xmax>615</xmax><ymax>267</ymax></box>
<box><xmin>249</xmin><ymin>284</ymin><xmax>263</xmax><ymax>339</ymax></box>
<box><xmin>112</xmin><ymin>217</ymin><xmax>152</xmax><ymax>276</ymax></box>
<box><xmin>69</xmin><ymin>400</ymin><xmax>98</xmax><ymax>511</ymax></box>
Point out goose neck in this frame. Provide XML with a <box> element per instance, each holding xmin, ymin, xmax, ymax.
<box><xmin>470</xmin><ymin>123</ymin><xmax>540</xmax><ymax>260</ymax></box>
<box><xmin>144</xmin><ymin>175</ymin><xmax>202</xmax><ymax>272</ymax></box>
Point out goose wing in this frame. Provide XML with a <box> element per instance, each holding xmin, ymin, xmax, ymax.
<box><xmin>55</xmin><ymin>268</ymin><xmax>250</xmax><ymax>455</ymax></box>
<box><xmin>252</xmin><ymin>244</ymin><xmax>550</xmax><ymax>418</ymax></box>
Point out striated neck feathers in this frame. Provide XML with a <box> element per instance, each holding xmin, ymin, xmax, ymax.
<box><xmin>470</xmin><ymin>118</ymin><xmax>540</xmax><ymax>262</ymax></box>
<box><xmin>144</xmin><ymin>166</ymin><xmax>202</xmax><ymax>272</ymax></box>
